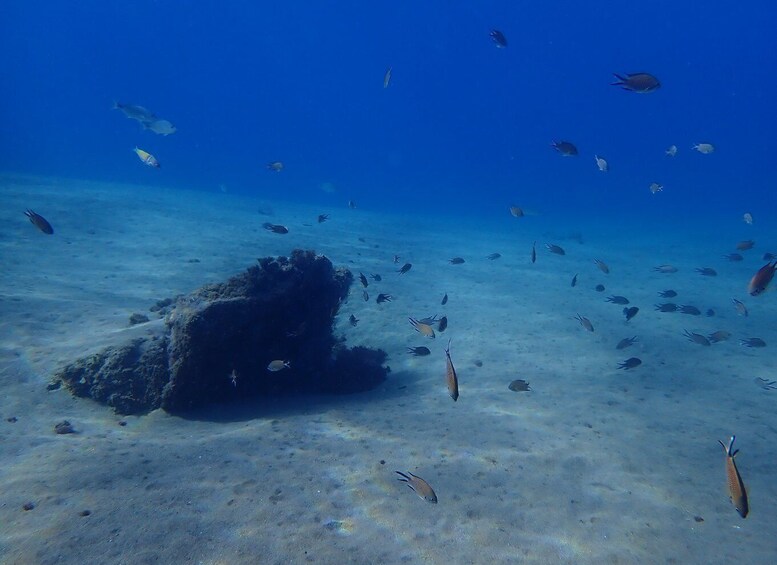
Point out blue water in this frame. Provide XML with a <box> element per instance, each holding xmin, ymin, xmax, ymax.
<box><xmin>2</xmin><ymin>1</ymin><xmax>776</xmax><ymax>217</ymax></box>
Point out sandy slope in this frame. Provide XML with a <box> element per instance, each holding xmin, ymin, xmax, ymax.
<box><xmin>1</xmin><ymin>175</ymin><xmax>775</xmax><ymax>564</ymax></box>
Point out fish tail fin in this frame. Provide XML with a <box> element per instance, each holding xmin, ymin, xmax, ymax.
<box><xmin>611</xmin><ymin>73</ymin><xmax>625</xmax><ymax>84</ymax></box>
<box><xmin>395</xmin><ymin>471</ymin><xmax>410</xmax><ymax>482</ymax></box>
<box><xmin>720</xmin><ymin>436</ymin><xmax>737</xmax><ymax>457</ymax></box>
<box><xmin>445</xmin><ymin>338</ymin><xmax>452</xmax><ymax>355</ymax></box>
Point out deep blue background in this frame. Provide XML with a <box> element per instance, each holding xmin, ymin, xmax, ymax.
<box><xmin>2</xmin><ymin>1</ymin><xmax>776</xmax><ymax>219</ymax></box>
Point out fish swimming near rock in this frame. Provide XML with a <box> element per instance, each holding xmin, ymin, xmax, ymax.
<box><xmin>611</xmin><ymin>72</ymin><xmax>660</xmax><ymax>93</ymax></box>
<box><xmin>718</xmin><ymin>436</ymin><xmax>748</xmax><ymax>518</ymax></box>
<box><xmin>396</xmin><ymin>471</ymin><xmax>437</xmax><ymax>503</ymax></box>
<box><xmin>748</xmin><ymin>262</ymin><xmax>777</xmax><ymax>296</ymax></box>
<box><xmin>24</xmin><ymin>209</ymin><xmax>54</xmax><ymax>235</ymax></box>
<box><xmin>444</xmin><ymin>339</ymin><xmax>459</xmax><ymax>401</ymax></box>
<box><xmin>133</xmin><ymin>147</ymin><xmax>160</xmax><ymax>168</ymax></box>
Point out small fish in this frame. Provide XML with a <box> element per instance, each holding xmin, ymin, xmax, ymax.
<box><xmin>616</xmin><ymin>336</ymin><xmax>638</xmax><ymax>350</ymax></box>
<box><xmin>393</xmin><ymin>255</ymin><xmax>400</xmax><ymax>264</ymax></box>
<box><xmin>743</xmin><ymin>213</ymin><xmax>753</xmax><ymax>225</ymax></box>
<box><xmin>407</xmin><ymin>346</ymin><xmax>431</xmax><ymax>356</ymax></box>
<box><xmin>229</xmin><ymin>369</ymin><xmax>238</xmax><ymax>387</ymax></box>
<box><xmin>649</xmin><ymin>182</ymin><xmax>663</xmax><ymax>194</ymax></box>
<box><xmin>740</xmin><ymin>337</ymin><xmax>766</xmax><ymax>348</ymax></box>
<box><xmin>409</xmin><ymin>317</ymin><xmax>435</xmax><ymax>338</ymax></box>
<box><xmin>708</xmin><ymin>330</ymin><xmax>731</xmax><ymax>343</ymax></box>
<box><xmin>764</xmin><ymin>252</ymin><xmax>776</xmax><ymax>261</ymax></box>
<box><xmin>659</xmin><ymin>290</ymin><xmax>677</xmax><ymax>298</ymax></box>
<box><xmin>133</xmin><ymin>147</ymin><xmax>160</xmax><ymax>168</ymax></box>
<box><xmin>441</xmin><ymin>293</ymin><xmax>448</xmax><ymax>305</ymax></box>
<box><xmin>724</xmin><ymin>253</ymin><xmax>743</xmax><ymax>262</ymax></box>
<box><xmin>718</xmin><ymin>436</ymin><xmax>748</xmax><ymax>518</ymax></box>
<box><xmin>611</xmin><ymin>72</ymin><xmax>660</xmax><ymax>93</ymax></box>
<box><xmin>396</xmin><ymin>471</ymin><xmax>437</xmax><ymax>503</ymax></box>
<box><xmin>113</xmin><ymin>102</ymin><xmax>157</xmax><ymax>122</ymax></box>
<box><xmin>606</xmin><ymin>295</ymin><xmax>629</xmax><ymax>305</ymax></box>
<box><xmin>444</xmin><ymin>339</ymin><xmax>459</xmax><ymax>401</ymax></box>
<box><xmin>665</xmin><ymin>145</ymin><xmax>678</xmax><ymax>157</ymax></box>
<box><xmin>348</xmin><ymin>200</ymin><xmax>357</xmax><ymax>209</ymax></box>
<box><xmin>737</xmin><ymin>240</ymin><xmax>755</xmax><ymax>251</ymax></box>
<box><xmin>575</xmin><ymin>314</ymin><xmax>594</xmax><ymax>332</ymax></box>
<box><xmin>449</xmin><ymin>257</ymin><xmax>465</xmax><ymax>265</ymax></box>
<box><xmin>267</xmin><ymin>360</ymin><xmax>291</xmax><ymax>372</ymax></box>
<box><xmin>679</xmin><ymin>305</ymin><xmax>701</xmax><ymax>315</ymax></box>
<box><xmin>594</xmin><ymin>259</ymin><xmax>610</xmax><ymax>274</ymax></box>
<box><xmin>623</xmin><ymin>306</ymin><xmax>639</xmax><ymax>321</ymax></box>
<box><xmin>692</xmin><ymin>143</ymin><xmax>715</xmax><ymax>154</ymax></box>
<box><xmin>263</xmin><ymin>222</ymin><xmax>289</xmax><ymax>234</ymax></box>
<box><xmin>551</xmin><ymin>140</ymin><xmax>578</xmax><ymax>156</ymax></box>
<box><xmin>748</xmin><ymin>262</ymin><xmax>777</xmax><ymax>296</ymax></box>
<box><xmin>695</xmin><ymin>267</ymin><xmax>717</xmax><ymax>277</ymax></box>
<box><xmin>383</xmin><ymin>66</ymin><xmax>392</xmax><ymax>88</ymax></box>
<box><xmin>142</xmin><ymin>118</ymin><xmax>176</xmax><ymax>136</ymax></box>
<box><xmin>706</xmin><ymin>309</ymin><xmax>716</xmax><ymax>317</ymax></box>
<box><xmin>683</xmin><ymin>330</ymin><xmax>710</xmax><ymax>346</ymax></box>
<box><xmin>24</xmin><ymin>209</ymin><xmax>54</xmax><ymax>235</ymax></box>
<box><xmin>546</xmin><ymin>243</ymin><xmax>565</xmax><ymax>255</ymax></box>
<box><xmin>349</xmin><ymin>314</ymin><xmax>359</xmax><ymax>327</ymax></box>
<box><xmin>571</xmin><ymin>274</ymin><xmax>578</xmax><ymax>287</ymax></box>
<box><xmin>359</xmin><ymin>272</ymin><xmax>369</xmax><ymax>288</ymax></box>
<box><xmin>487</xmin><ymin>253</ymin><xmax>501</xmax><ymax>260</ymax></box>
<box><xmin>489</xmin><ymin>29</ymin><xmax>508</xmax><ymax>48</ymax></box>
<box><xmin>531</xmin><ymin>242</ymin><xmax>536</xmax><ymax>264</ymax></box>
<box><xmin>594</xmin><ymin>284</ymin><xmax>605</xmax><ymax>292</ymax></box>
<box><xmin>317</xmin><ymin>214</ymin><xmax>329</xmax><ymax>223</ymax></box>
<box><xmin>617</xmin><ymin>357</ymin><xmax>642</xmax><ymax>370</ymax></box>
<box><xmin>509</xmin><ymin>206</ymin><xmax>524</xmax><ymax>218</ymax></box>
<box><xmin>653</xmin><ymin>264</ymin><xmax>678</xmax><ymax>273</ymax></box>
<box><xmin>362</xmin><ymin>290</ymin><xmax>369</xmax><ymax>302</ymax></box>
<box><xmin>437</xmin><ymin>316</ymin><xmax>448</xmax><ymax>333</ymax></box>
<box><xmin>594</xmin><ymin>155</ymin><xmax>608</xmax><ymax>172</ymax></box>
<box><xmin>732</xmin><ymin>298</ymin><xmax>749</xmax><ymax>317</ymax></box>
<box><xmin>267</xmin><ymin>161</ymin><xmax>284</xmax><ymax>172</ymax></box>
<box><xmin>655</xmin><ymin>303</ymin><xmax>678</xmax><ymax>312</ymax></box>
<box><xmin>397</xmin><ymin>263</ymin><xmax>412</xmax><ymax>274</ymax></box>
<box><xmin>370</xmin><ymin>273</ymin><xmax>382</xmax><ymax>281</ymax></box>
<box><xmin>508</xmin><ymin>379</ymin><xmax>531</xmax><ymax>392</ymax></box>
<box><xmin>376</xmin><ymin>293</ymin><xmax>392</xmax><ymax>304</ymax></box>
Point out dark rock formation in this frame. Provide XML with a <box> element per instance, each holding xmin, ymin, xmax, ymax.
<box><xmin>54</xmin><ymin>250</ymin><xmax>388</xmax><ymax>414</ymax></box>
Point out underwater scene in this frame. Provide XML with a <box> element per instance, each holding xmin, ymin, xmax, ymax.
<box><xmin>1</xmin><ymin>2</ymin><xmax>776</xmax><ymax>564</ymax></box>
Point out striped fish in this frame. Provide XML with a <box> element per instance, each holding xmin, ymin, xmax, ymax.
<box><xmin>444</xmin><ymin>339</ymin><xmax>459</xmax><ymax>401</ymax></box>
<box><xmin>395</xmin><ymin>471</ymin><xmax>437</xmax><ymax>503</ymax></box>
<box><xmin>718</xmin><ymin>436</ymin><xmax>748</xmax><ymax>518</ymax></box>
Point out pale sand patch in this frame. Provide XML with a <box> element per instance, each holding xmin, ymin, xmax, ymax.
<box><xmin>1</xmin><ymin>174</ymin><xmax>776</xmax><ymax>564</ymax></box>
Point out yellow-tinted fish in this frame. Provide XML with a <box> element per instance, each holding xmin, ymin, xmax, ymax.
<box><xmin>267</xmin><ymin>360</ymin><xmax>290</xmax><ymax>372</ymax></box>
<box><xmin>383</xmin><ymin>66</ymin><xmax>392</xmax><ymax>88</ymax></box>
<box><xmin>409</xmin><ymin>317</ymin><xmax>435</xmax><ymax>338</ymax></box>
<box><xmin>133</xmin><ymin>147</ymin><xmax>159</xmax><ymax>168</ymax></box>
<box><xmin>444</xmin><ymin>339</ymin><xmax>459</xmax><ymax>401</ymax></box>
<box><xmin>718</xmin><ymin>436</ymin><xmax>748</xmax><ymax>518</ymax></box>
<box><xmin>396</xmin><ymin>471</ymin><xmax>437</xmax><ymax>503</ymax></box>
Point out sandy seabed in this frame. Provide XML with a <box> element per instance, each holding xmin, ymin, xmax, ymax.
<box><xmin>1</xmin><ymin>174</ymin><xmax>776</xmax><ymax>564</ymax></box>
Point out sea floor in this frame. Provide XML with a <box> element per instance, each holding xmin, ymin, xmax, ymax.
<box><xmin>1</xmin><ymin>174</ymin><xmax>776</xmax><ymax>564</ymax></box>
